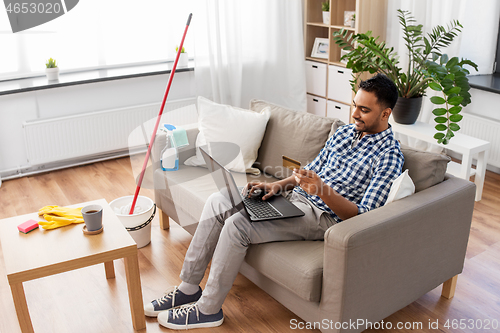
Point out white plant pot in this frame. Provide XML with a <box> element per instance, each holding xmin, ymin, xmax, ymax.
<box><xmin>322</xmin><ymin>11</ymin><xmax>330</xmax><ymax>25</ymax></box>
<box><xmin>45</xmin><ymin>67</ymin><xmax>59</xmax><ymax>81</ymax></box>
<box><xmin>178</xmin><ymin>53</ymin><xmax>189</xmax><ymax>68</ymax></box>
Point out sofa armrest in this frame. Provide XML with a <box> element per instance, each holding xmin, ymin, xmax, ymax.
<box><xmin>151</xmin><ymin>124</ymin><xmax>199</xmax><ymax>169</ymax></box>
<box><xmin>319</xmin><ymin>176</ymin><xmax>475</xmax><ymax>332</ymax></box>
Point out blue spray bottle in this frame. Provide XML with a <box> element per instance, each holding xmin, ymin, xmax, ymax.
<box><xmin>160</xmin><ymin>124</ymin><xmax>189</xmax><ymax>171</ymax></box>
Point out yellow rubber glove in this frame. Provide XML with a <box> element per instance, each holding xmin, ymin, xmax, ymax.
<box><xmin>37</xmin><ymin>206</ymin><xmax>84</xmax><ymax>230</ymax></box>
<box><xmin>38</xmin><ymin>206</ymin><xmax>83</xmax><ymax>219</ymax></box>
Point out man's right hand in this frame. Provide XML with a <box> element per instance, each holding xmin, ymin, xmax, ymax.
<box><xmin>242</xmin><ymin>182</ymin><xmax>282</xmax><ymax>201</ymax></box>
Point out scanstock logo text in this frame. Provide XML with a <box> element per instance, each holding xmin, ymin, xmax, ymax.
<box><xmin>4</xmin><ymin>0</ymin><xmax>79</xmax><ymax>33</ymax></box>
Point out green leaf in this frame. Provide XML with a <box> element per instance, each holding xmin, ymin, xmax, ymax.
<box><xmin>430</xmin><ymin>96</ymin><xmax>446</xmax><ymax>104</ymax></box>
<box><xmin>441</xmin><ymin>78</ymin><xmax>454</xmax><ymax>86</ymax></box>
<box><xmin>432</xmin><ymin>108</ymin><xmax>447</xmax><ymax>116</ymax></box>
<box><xmin>428</xmin><ymin>82</ymin><xmax>442</xmax><ymax>91</ymax></box>
<box><xmin>445</xmin><ymin>57</ymin><xmax>459</xmax><ymax>69</ymax></box>
<box><xmin>449</xmin><ymin>123</ymin><xmax>460</xmax><ymax>131</ymax></box>
<box><xmin>444</xmin><ymin>74</ymin><xmax>455</xmax><ymax>81</ymax></box>
<box><xmin>449</xmin><ymin>65</ymin><xmax>462</xmax><ymax>74</ymax></box>
<box><xmin>448</xmin><ymin>96</ymin><xmax>464</xmax><ymax>105</ymax></box>
<box><xmin>435</xmin><ymin>116</ymin><xmax>448</xmax><ymax>123</ymax></box>
<box><xmin>440</xmin><ymin>54</ymin><xmax>449</xmax><ymax>65</ymax></box>
<box><xmin>444</xmin><ymin>86</ymin><xmax>461</xmax><ymax>95</ymax></box>
<box><xmin>450</xmin><ymin>114</ymin><xmax>463</xmax><ymax>122</ymax></box>
<box><xmin>435</xmin><ymin>66</ymin><xmax>448</xmax><ymax>75</ymax></box>
<box><xmin>435</xmin><ymin>124</ymin><xmax>447</xmax><ymax>131</ymax></box>
<box><xmin>434</xmin><ymin>133</ymin><xmax>445</xmax><ymax>139</ymax></box>
<box><xmin>449</xmin><ymin>106</ymin><xmax>461</xmax><ymax>114</ymax></box>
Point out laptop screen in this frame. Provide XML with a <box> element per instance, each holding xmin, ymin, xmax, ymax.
<box><xmin>200</xmin><ymin>147</ymin><xmax>245</xmax><ymax>213</ymax></box>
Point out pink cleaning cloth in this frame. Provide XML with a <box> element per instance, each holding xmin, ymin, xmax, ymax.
<box><xmin>18</xmin><ymin>219</ymin><xmax>39</xmax><ymax>233</ymax></box>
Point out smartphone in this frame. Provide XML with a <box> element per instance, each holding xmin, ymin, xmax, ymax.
<box><xmin>282</xmin><ymin>155</ymin><xmax>301</xmax><ymax>171</ymax></box>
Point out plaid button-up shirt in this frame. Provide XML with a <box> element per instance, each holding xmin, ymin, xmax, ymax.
<box><xmin>294</xmin><ymin>124</ymin><xmax>404</xmax><ymax>223</ymax></box>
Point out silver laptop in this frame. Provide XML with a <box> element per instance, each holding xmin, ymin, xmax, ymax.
<box><xmin>200</xmin><ymin>147</ymin><xmax>304</xmax><ymax>222</ymax></box>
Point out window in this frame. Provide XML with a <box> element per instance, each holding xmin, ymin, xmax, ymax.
<box><xmin>0</xmin><ymin>0</ymin><xmax>196</xmax><ymax>80</ymax></box>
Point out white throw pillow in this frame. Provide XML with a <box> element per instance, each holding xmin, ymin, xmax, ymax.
<box><xmin>384</xmin><ymin>169</ymin><xmax>415</xmax><ymax>205</ymax></box>
<box><xmin>184</xmin><ymin>96</ymin><xmax>271</xmax><ymax>175</ymax></box>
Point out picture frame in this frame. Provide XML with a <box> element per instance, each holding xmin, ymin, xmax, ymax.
<box><xmin>344</xmin><ymin>11</ymin><xmax>355</xmax><ymax>27</ymax></box>
<box><xmin>311</xmin><ymin>38</ymin><xmax>329</xmax><ymax>59</ymax></box>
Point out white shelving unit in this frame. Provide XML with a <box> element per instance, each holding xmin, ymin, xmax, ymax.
<box><xmin>304</xmin><ymin>0</ymin><xmax>388</xmax><ymax>122</ymax></box>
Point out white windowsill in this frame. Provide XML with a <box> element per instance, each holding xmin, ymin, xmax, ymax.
<box><xmin>0</xmin><ymin>60</ymin><xmax>195</xmax><ymax>96</ymax></box>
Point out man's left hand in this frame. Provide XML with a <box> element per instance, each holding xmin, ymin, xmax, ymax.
<box><xmin>293</xmin><ymin>169</ymin><xmax>325</xmax><ymax>197</ymax></box>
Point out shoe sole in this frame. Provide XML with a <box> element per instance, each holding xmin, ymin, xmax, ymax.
<box><xmin>144</xmin><ymin>301</ymin><xmax>196</xmax><ymax>318</ymax></box>
<box><xmin>159</xmin><ymin>317</ymin><xmax>224</xmax><ymax>330</ymax></box>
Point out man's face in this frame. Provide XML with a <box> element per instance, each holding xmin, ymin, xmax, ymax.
<box><xmin>352</xmin><ymin>89</ymin><xmax>391</xmax><ymax>135</ymax></box>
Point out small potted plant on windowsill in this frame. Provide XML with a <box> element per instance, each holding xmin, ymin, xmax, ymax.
<box><xmin>45</xmin><ymin>58</ymin><xmax>59</xmax><ymax>81</ymax></box>
<box><xmin>176</xmin><ymin>46</ymin><xmax>188</xmax><ymax>68</ymax></box>
<box><xmin>322</xmin><ymin>0</ymin><xmax>330</xmax><ymax>25</ymax></box>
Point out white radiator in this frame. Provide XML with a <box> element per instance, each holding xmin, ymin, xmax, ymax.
<box><xmin>23</xmin><ymin>98</ymin><xmax>197</xmax><ymax>165</ymax></box>
<box><xmin>460</xmin><ymin>112</ymin><xmax>500</xmax><ymax>168</ymax></box>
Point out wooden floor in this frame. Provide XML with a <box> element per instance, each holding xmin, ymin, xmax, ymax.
<box><xmin>0</xmin><ymin>156</ymin><xmax>499</xmax><ymax>333</ymax></box>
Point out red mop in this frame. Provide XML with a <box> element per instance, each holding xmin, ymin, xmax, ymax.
<box><xmin>129</xmin><ymin>13</ymin><xmax>193</xmax><ymax>215</ymax></box>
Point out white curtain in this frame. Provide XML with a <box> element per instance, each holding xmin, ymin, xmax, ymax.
<box><xmin>193</xmin><ymin>0</ymin><xmax>306</xmax><ymax>111</ymax></box>
<box><xmin>385</xmin><ymin>0</ymin><xmax>500</xmax><ymax>150</ymax></box>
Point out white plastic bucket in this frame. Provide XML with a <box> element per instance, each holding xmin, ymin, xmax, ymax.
<box><xmin>109</xmin><ymin>195</ymin><xmax>156</xmax><ymax>248</ymax></box>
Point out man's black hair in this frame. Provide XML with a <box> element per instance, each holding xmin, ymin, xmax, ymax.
<box><xmin>358</xmin><ymin>73</ymin><xmax>398</xmax><ymax>110</ymax></box>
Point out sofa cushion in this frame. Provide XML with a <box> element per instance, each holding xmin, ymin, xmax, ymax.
<box><xmin>185</xmin><ymin>97</ymin><xmax>271</xmax><ymax>175</ymax></box>
<box><xmin>384</xmin><ymin>169</ymin><xmax>415</xmax><ymax>205</ymax></box>
<box><xmin>245</xmin><ymin>240</ymin><xmax>324</xmax><ymax>302</ymax></box>
<box><xmin>400</xmin><ymin>144</ymin><xmax>451</xmax><ymax>192</ymax></box>
<box><xmin>250</xmin><ymin>99</ymin><xmax>345</xmax><ymax>179</ymax></box>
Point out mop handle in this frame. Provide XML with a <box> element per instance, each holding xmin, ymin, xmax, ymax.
<box><xmin>129</xmin><ymin>13</ymin><xmax>193</xmax><ymax>215</ymax></box>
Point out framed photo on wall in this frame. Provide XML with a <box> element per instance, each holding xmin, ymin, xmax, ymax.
<box><xmin>311</xmin><ymin>38</ymin><xmax>329</xmax><ymax>59</ymax></box>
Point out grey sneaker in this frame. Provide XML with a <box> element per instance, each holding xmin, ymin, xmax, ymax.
<box><xmin>144</xmin><ymin>286</ymin><xmax>202</xmax><ymax>317</ymax></box>
<box><xmin>157</xmin><ymin>303</ymin><xmax>224</xmax><ymax>330</ymax></box>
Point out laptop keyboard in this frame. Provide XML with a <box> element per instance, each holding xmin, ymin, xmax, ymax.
<box><xmin>242</xmin><ymin>196</ymin><xmax>283</xmax><ymax>219</ymax></box>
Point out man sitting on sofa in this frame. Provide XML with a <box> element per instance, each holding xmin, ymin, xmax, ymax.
<box><xmin>145</xmin><ymin>73</ymin><xmax>405</xmax><ymax>330</ymax></box>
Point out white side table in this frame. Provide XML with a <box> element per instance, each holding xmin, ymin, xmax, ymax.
<box><xmin>390</xmin><ymin>119</ymin><xmax>490</xmax><ymax>201</ymax></box>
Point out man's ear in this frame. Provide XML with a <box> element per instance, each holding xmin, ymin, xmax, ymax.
<box><xmin>382</xmin><ymin>108</ymin><xmax>392</xmax><ymax>120</ymax></box>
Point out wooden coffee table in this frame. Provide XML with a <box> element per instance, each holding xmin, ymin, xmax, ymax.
<box><xmin>0</xmin><ymin>199</ymin><xmax>146</xmax><ymax>333</ymax></box>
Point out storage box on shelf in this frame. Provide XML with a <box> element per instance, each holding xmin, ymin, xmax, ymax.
<box><xmin>328</xmin><ymin>64</ymin><xmax>352</xmax><ymax>104</ymax></box>
<box><xmin>304</xmin><ymin>0</ymin><xmax>387</xmax><ymax>121</ymax></box>
<box><xmin>307</xmin><ymin>94</ymin><xmax>327</xmax><ymax>117</ymax></box>
<box><xmin>327</xmin><ymin>100</ymin><xmax>350</xmax><ymax>124</ymax></box>
<box><xmin>305</xmin><ymin>61</ymin><xmax>327</xmax><ymax>96</ymax></box>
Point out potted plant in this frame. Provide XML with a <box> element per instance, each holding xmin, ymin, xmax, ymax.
<box><xmin>176</xmin><ymin>46</ymin><xmax>188</xmax><ymax>68</ymax></box>
<box><xmin>322</xmin><ymin>0</ymin><xmax>330</xmax><ymax>25</ymax></box>
<box><xmin>333</xmin><ymin>9</ymin><xmax>478</xmax><ymax>144</ymax></box>
<box><xmin>45</xmin><ymin>58</ymin><xmax>59</xmax><ymax>81</ymax></box>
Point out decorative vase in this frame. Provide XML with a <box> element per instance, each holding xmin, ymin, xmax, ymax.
<box><xmin>322</xmin><ymin>11</ymin><xmax>330</xmax><ymax>25</ymax></box>
<box><xmin>45</xmin><ymin>67</ymin><xmax>59</xmax><ymax>81</ymax></box>
<box><xmin>178</xmin><ymin>53</ymin><xmax>189</xmax><ymax>68</ymax></box>
<box><xmin>392</xmin><ymin>96</ymin><xmax>423</xmax><ymax>125</ymax></box>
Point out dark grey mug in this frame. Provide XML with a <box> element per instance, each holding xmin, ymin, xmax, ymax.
<box><xmin>82</xmin><ymin>205</ymin><xmax>103</xmax><ymax>231</ymax></box>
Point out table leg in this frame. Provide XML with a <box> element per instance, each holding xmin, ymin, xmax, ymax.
<box><xmin>124</xmin><ymin>253</ymin><xmax>146</xmax><ymax>330</ymax></box>
<box><xmin>104</xmin><ymin>261</ymin><xmax>115</xmax><ymax>279</ymax></box>
<box><xmin>460</xmin><ymin>152</ymin><xmax>473</xmax><ymax>180</ymax></box>
<box><xmin>474</xmin><ymin>150</ymin><xmax>488</xmax><ymax>201</ymax></box>
<box><xmin>10</xmin><ymin>282</ymin><xmax>34</xmax><ymax>333</ymax></box>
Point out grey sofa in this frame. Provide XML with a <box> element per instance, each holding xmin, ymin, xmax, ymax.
<box><xmin>151</xmin><ymin>100</ymin><xmax>476</xmax><ymax>332</ymax></box>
